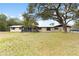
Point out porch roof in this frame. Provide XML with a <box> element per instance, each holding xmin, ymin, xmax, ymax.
<box><xmin>10</xmin><ymin>25</ymin><xmax>23</xmax><ymax>28</ymax></box>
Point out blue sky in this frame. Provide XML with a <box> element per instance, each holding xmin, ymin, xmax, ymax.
<box><xmin>0</xmin><ymin>3</ymin><xmax>74</xmax><ymax>26</ymax></box>
<box><xmin>0</xmin><ymin>3</ymin><xmax>28</xmax><ymax>18</ymax></box>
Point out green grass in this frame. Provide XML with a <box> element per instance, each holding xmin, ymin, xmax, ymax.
<box><xmin>0</xmin><ymin>32</ymin><xmax>79</xmax><ymax>56</ymax></box>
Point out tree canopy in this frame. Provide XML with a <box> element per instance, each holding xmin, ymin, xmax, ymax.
<box><xmin>22</xmin><ymin>12</ymin><xmax>38</xmax><ymax>32</ymax></box>
<box><xmin>73</xmin><ymin>20</ymin><xmax>79</xmax><ymax>29</ymax></box>
<box><xmin>0</xmin><ymin>14</ymin><xmax>7</xmax><ymax>31</ymax></box>
<box><xmin>7</xmin><ymin>18</ymin><xmax>22</xmax><ymax>26</ymax></box>
<box><xmin>28</xmin><ymin>3</ymin><xmax>78</xmax><ymax>32</ymax></box>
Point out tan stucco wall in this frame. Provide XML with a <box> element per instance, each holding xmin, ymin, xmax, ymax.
<box><xmin>39</xmin><ymin>28</ymin><xmax>47</xmax><ymax>32</ymax></box>
<box><xmin>39</xmin><ymin>27</ymin><xmax>54</xmax><ymax>32</ymax></box>
<box><xmin>38</xmin><ymin>27</ymin><xmax>71</xmax><ymax>32</ymax></box>
<box><xmin>56</xmin><ymin>27</ymin><xmax>71</xmax><ymax>32</ymax></box>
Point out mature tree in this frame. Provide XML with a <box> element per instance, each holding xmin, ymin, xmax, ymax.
<box><xmin>0</xmin><ymin>14</ymin><xmax>7</xmax><ymax>31</ymax></box>
<box><xmin>7</xmin><ymin>18</ymin><xmax>22</xmax><ymax>26</ymax></box>
<box><xmin>28</xmin><ymin>3</ymin><xmax>78</xmax><ymax>32</ymax></box>
<box><xmin>73</xmin><ymin>20</ymin><xmax>79</xmax><ymax>29</ymax></box>
<box><xmin>7</xmin><ymin>18</ymin><xmax>22</xmax><ymax>31</ymax></box>
<box><xmin>22</xmin><ymin>13</ymin><xmax>38</xmax><ymax>31</ymax></box>
<box><xmin>71</xmin><ymin>8</ymin><xmax>79</xmax><ymax>29</ymax></box>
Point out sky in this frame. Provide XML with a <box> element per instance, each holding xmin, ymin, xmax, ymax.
<box><xmin>0</xmin><ymin>3</ymin><xmax>74</xmax><ymax>26</ymax></box>
<box><xmin>0</xmin><ymin>3</ymin><xmax>28</xmax><ymax>18</ymax></box>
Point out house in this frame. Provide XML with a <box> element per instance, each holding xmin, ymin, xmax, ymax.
<box><xmin>10</xmin><ymin>25</ymin><xmax>71</xmax><ymax>32</ymax></box>
<box><xmin>10</xmin><ymin>25</ymin><xmax>24</xmax><ymax>32</ymax></box>
<box><xmin>37</xmin><ymin>25</ymin><xmax>71</xmax><ymax>32</ymax></box>
<box><xmin>53</xmin><ymin>25</ymin><xmax>71</xmax><ymax>32</ymax></box>
<box><xmin>10</xmin><ymin>25</ymin><xmax>38</xmax><ymax>32</ymax></box>
<box><xmin>37</xmin><ymin>26</ymin><xmax>54</xmax><ymax>32</ymax></box>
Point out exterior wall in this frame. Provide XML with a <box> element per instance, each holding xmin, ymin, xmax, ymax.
<box><xmin>39</xmin><ymin>28</ymin><xmax>47</xmax><ymax>32</ymax></box>
<box><xmin>38</xmin><ymin>27</ymin><xmax>71</xmax><ymax>32</ymax></box>
<box><xmin>10</xmin><ymin>26</ymin><xmax>71</xmax><ymax>32</ymax></box>
<box><xmin>38</xmin><ymin>27</ymin><xmax>54</xmax><ymax>32</ymax></box>
<box><xmin>10</xmin><ymin>27</ymin><xmax>22</xmax><ymax>32</ymax></box>
<box><xmin>67</xmin><ymin>27</ymin><xmax>71</xmax><ymax>32</ymax></box>
<box><xmin>58</xmin><ymin>27</ymin><xmax>63</xmax><ymax>32</ymax></box>
<box><xmin>51</xmin><ymin>28</ymin><xmax>54</xmax><ymax>31</ymax></box>
<box><xmin>56</xmin><ymin>27</ymin><xmax>71</xmax><ymax>32</ymax></box>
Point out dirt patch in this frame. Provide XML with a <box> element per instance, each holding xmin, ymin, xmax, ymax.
<box><xmin>0</xmin><ymin>32</ymin><xmax>13</xmax><ymax>38</ymax></box>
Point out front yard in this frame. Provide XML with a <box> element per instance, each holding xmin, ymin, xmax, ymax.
<box><xmin>0</xmin><ymin>32</ymin><xmax>79</xmax><ymax>56</ymax></box>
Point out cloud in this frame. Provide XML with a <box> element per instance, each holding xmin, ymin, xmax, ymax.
<box><xmin>10</xmin><ymin>16</ymin><xmax>16</xmax><ymax>18</ymax></box>
<box><xmin>18</xmin><ymin>14</ymin><xmax>23</xmax><ymax>21</ymax></box>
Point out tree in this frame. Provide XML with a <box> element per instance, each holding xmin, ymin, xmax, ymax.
<box><xmin>7</xmin><ymin>18</ymin><xmax>22</xmax><ymax>31</ymax></box>
<box><xmin>22</xmin><ymin>13</ymin><xmax>38</xmax><ymax>32</ymax></box>
<box><xmin>0</xmin><ymin>14</ymin><xmax>7</xmax><ymax>31</ymax></box>
<box><xmin>28</xmin><ymin>3</ymin><xmax>78</xmax><ymax>32</ymax></box>
<box><xmin>7</xmin><ymin>18</ymin><xmax>22</xmax><ymax>26</ymax></box>
<box><xmin>73</xmin><ymin>20</ymin><xmax>79</xmax><ymax>29</ymax></box>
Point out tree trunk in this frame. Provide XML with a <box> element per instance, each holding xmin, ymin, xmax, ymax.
<box><xmin>62</xmin><ymin>24</ymin><xmax>67</xmax><ymax>33</ymax></box>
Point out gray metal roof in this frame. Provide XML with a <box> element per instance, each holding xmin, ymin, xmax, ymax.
<box><xmin>10</xmin><ymin>25</ymin><xmax>23</xmax><ymax>27</ymax></box>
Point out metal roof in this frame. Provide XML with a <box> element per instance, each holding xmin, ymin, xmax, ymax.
<box><xmin>10</xmin><ymin>25</ymin><xmax>23</xmax><ymax>27</ymax></box>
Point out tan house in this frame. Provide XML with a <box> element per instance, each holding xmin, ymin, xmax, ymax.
<box><xmin>10</xmin><ymin>25</ymin><xmax>71</xmax><ymax>32</ymax></box>
<box><xmin>37</xmin><ymin>25</ymin><xmax>71</xmax><ymax>32</ymax></box>
<box><xmin>10</xmin><ymin>25</ymin><xmax>24</xmax><ymax>32</ymax></box>
<box><xmin>37</xmin><ymin>26</ymin><xmax>54</xmax><ymax>32</ymax></box>
<box><xmin>53</xmin><ymin>25</ymin><xmax>71</xmax><ymax>32</ymax></box>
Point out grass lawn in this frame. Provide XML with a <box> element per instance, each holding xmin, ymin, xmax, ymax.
<box><xmin>0</xmin><ymin>32</ymin><xmax>79</xmax><ymax>56</ymax></box>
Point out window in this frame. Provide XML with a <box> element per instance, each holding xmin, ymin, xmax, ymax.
<box><xmin>38</xmin><ymin>27</ymin><xmax>41</xmax><ymax>30</ymax></box>
<box><xmin>19</xmin><ymin>27</ymin><xmax>22</xmax><ymax>30</ymax></box>
<box><xmin>47</xmin><ymin>27</ymin><xmax>51</xmax><ymax>31</ymax></box>
<box><xmin>11</xmin><ymin>27</ymin><xmax>15</xmax><ymax>30</ymax></box>
<box><xmin>54</xmin><ymin>27</ymin><xmax>58</xmax><ymax>30</ymax></box>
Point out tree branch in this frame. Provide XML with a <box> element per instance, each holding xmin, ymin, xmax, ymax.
<box><xmin>66</xmin><ymin>19</ymin><xmax>73</xmax><ymax>24</ymax></box>
<box><xmin>57</xmin><ymin>3</ymin><xmax>61</xmax><ymax>9</ymax></box>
